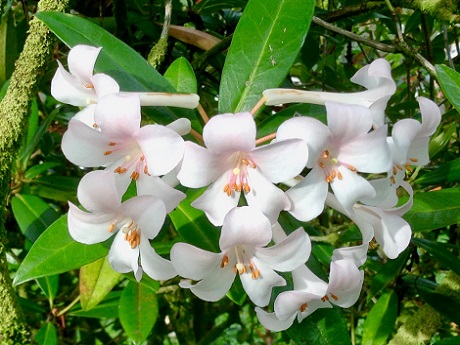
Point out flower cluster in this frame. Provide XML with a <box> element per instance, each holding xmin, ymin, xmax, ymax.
<box><xmin>54</xmin><ymin>45</ymin><xmax>441</xmax><ymax>330</ymax></box>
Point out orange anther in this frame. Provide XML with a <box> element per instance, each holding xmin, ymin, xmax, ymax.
<box><xmin>104</xmin><ymin>151</ymin><xmax>113</xmax><ymax>156</ymax></box>
<box><xmin>300</xmin><ymin>303</ymin><xmax>308</xmax><ymax>312</ymax></box>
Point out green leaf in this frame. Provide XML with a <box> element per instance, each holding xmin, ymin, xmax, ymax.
<box><xmin>11</xmin><ymin>194</ymin><xmax>59</xmax><ymax>243</ymax></box>
<box><xmin>418</xmin><ymin>290</ymin><xmax>460</xmax><ymax>325</ymax></box>
<box><xmin>169</xmin><ymin>189</ymin><xmax>219</xmax><ymax>252</ymax></box>
<box><xmin>226</xmin><ymin>275</ymin><xmax>247</xmax><ymax>305</ymax></box>
<box><xmin>36</xmin><ymin>275</ymin><xmax>59</xmax><ymax>302</ymax></box>
<box><xmin>24</xmin><ymin>162</ymin><xmax>62</xmax><ymax>180</ymax></box>
<box><xmin>404</xmin><ymin>188</ymin><xmax>460</xmax><ymax>232</ymax></box>
<box><xmin>164</xmin><ymin>57</ymin><xmax>198</xmax><ymax>94</ymax></box>
<box><xmin>285</xmin><ymin>307</ymin><xmax>351</xmax><ymax>345</ymax></box>
<box><xmin>119</xmin><ymin>280</ymin><xmax>159</xmax><ymax>343</ymax></box>
<box><xmin>429</xmin><ymin>122</ymin><xmax>456</xmax><ymax>158</ymax></box>
<box><xmin>218</xmin><ymin>0</ymin><xmax>314</xmax><ymax>113</ymax></box>
<box><xmin>367</xmin><ymin>249</ymin><xmax>409</xmax><ymax>303</ymax></box>
<box><xmin>194</xmin><ymin>0</ymin><xmax>247</xmax><ymax>14</ymax></box>
<box><xmin>35</xmin><ymin>322</ymin><xmax>58</xmax><ymax>345</ymax></box>
<box><xmin>14</xmin><ymin>215</ymin><xmax>108</xmax><ymax>285</ymax></box>
<box><xmin>35</xmin><ymin>12</ymin><xmax>199</xmax><ymax>127</ymax></box>
<box><xmin>416</xmin><ymin>158</ymin><xmax>460</xmax><ymax>186</ymax></box>
<box><xmin>411</xmin><ymin>238</ymin><xmax>460</xmax><ymax>276</ymax></box>
<box><xmin>362</xmin><ymin>290</ymin><xmax>398</xmax><ymax>345</ymax></box>
<box><xmin>434</xmin><ymin>337</ymin><xmax>460</xmax><ymax>345</ymax></box>
<box><xmin>436</xmin><ymin>64</ymin><xmax>460</xmax><ymax>113</ymax></box>
<box><xmin>69</xmin><ymin>291</ymin><xmax>121</xmax><ymax>319</ymax></box>
<box><xmin>80</xmin><ymin>257</ymin><xmax>121</xmax><ymax>311</ymax></box>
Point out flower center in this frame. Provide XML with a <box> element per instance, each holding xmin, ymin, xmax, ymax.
<box><xmin>104</xmin><ymin>141</ymin><xmax>151</xmax><ymax>181</ymax></box>
<box><xmin>390</xmin><ymin>157</ymin><xmax>418</xmax><ymax>185</ymax></box>
<box><xmin>318</xmin><ymin>149</ymin><xmax>357</xmax><ymax>183</ymax></box>
<box><xmin>220</xmin><ymin>246</ymin><xmax>261</xmax><ymax>280</ymax></box>
<box><xmin>107</xmin><ymin>219</ymin><xmax>142</xmax><ymax>249</ymax></box>
<box><xmin>321</xmin><ymin>293</ymin><xmax>339</xmax><ymax>302</ymax></box>
<box><xmin>223</xmin><ymin>152</ymin><xmax>257</xmax><ymax>196</ymax></box>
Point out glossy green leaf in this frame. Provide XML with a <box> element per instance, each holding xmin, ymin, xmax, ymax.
<box><xmin>436</xmin><ymin>64</ymin><xmax>460</xmax><ymax>113</ymax></box>
<box><xmin>404</xmin><ymin>188</ymin><xmax>460</xmax><ymax>232</ymax></box>
<box><xmin>419</xmin><ymin>290</ymin><xmax>460</xmax><ymax>325</ymax></box>
<box><xmin>36</xmin><ymin>275</ymin><xmax>59</xmax><ymax>302</ymax></box>
<box><xmin>14</xmin><ymin>215</ymin><xmax>108</xmax><ymax>285</ymax></box>
<box><xmin>416</xmin><ymin>158</ymin><xmax>460</xmax><ymax>186</ymax></box>
<box><xmin>433</xmin><ymin>337</ymin><xmax>460</xmax><ymax>345</ymax></box>
<box><xmin>35</xmin><ymin>12</ymin><xmax>199</xmax><ymax>127</ymax></box>
<box><xmin>35</xmin><ymin>322</ymin><xmax>58</xmax><ymax>345</ymax></box>
<box><xmin>429</xmin><ymin>122</ymin><xmax>456</xmax><ymax>158</ymax></box>
<box><xmin>11</xmin><ymin>194</ymin><xmax>59</xmax><ymax>243</ymax></box>
<box><xmin>194</xmin><ymin>0</ymin><xmax>247</xmax><ymax>14</ymax></box>
<box><xmin>69</xmin><ymin>291</ymin><xmax>121</xmax><ymax>318</ymax></box>
<box><xmin>80</xmin><ymin>257</ymin><xmax>121</xmax><ymax>311</ymax></box>
<box><xmin>218</xmin><ymin>0</ymin><xmax>314</xmax><ymax>113</ymax></box>
<box><xmin>164</xmin><ymin>57</ymin><xmax>198</xmax><ymax>94</ymax></box>
<box><xmin>169</xmin><ymin>189</ymin><xmax>219</xmax><ymax>252</ymax></box>
<box><xmin>367</xmin><ymin>249</ymin><xmax>409</xmax><ymax>303</ymax></box>
<box><xmin>24</xmin><ymin>162</ymin><xmax>62</xmax><ymax>180</ymax></box>
<box><xmin>411</xmin><ymin>238</ymin><xmax>460</xmax><ymax>276</ymax></box>
<box><xmin>119</xmin><ymin>280</ymin><xmax>159</xmax><ymax>343</ymax></box>
<box><xmin>362</xmin><ymin>290</ymin><xmax>398</xmax><ymax>345</ymax></box>
<box><xmin>227</xmin><ymin>275</ymin><xmax>247</xmax><ymax>305</ymax></box>
<box><xmin>285</xmin><ymin>307</ymin><xmax>351</xmax><ymax>345</ymax></box>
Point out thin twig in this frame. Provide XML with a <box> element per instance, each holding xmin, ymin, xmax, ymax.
<box><xmin>255</xmin><ymin>133</ymin><xmax>276</xmax><ymax>145</ymax></box>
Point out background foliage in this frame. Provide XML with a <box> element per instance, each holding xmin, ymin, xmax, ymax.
<box><xmin>1</xmin><ymin>0</ymin><xmax>460</xmax><ymax>344</ymax></box>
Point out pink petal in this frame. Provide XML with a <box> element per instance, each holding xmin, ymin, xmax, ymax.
<box><xmin>250</xmin><ymin>139</ymin><xmax>308</xmax><ymax>183</ymax></box>
<box><xmin>219</xmin><ymin>206</ymin><xmax>272</xmax><ymax>251</ymax></box>
<box><xmin>203</xmin><ymin>112</ymin><xmax>256</xmax><ymax>154</ymax></box>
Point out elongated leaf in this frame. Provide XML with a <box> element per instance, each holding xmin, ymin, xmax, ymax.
<box><xmin>411</xmin><ymin>238</ymin><xmax>460</xmax><ymax>276</ymax></box>
<box><xmin>227</xmin><ymin>275</ymin><xmax>247</xmax><ymax>305</ymax></box>
<box><xmin>36</xmin><ymin>275</ymin><xmax>59</xmax><ymax>302</ymax></box>
<box><xmin>164</xmin><ymin>57</ymin><xmax>198</xmax><ymax>94</ymax></box>
<box><xmin>119</xmin><ymin>280</ymin><xmax>159</xmax><ymax>343</ymax></box>
<box><xmin>34</xmin><ymin>12</ymin><xmax>200</xmax><ymax>127</ymax></box>
<box><xmin>436</xmin><ymin>64</ymin><xmax>460</xmax><ymax>113</ymax></box>
<box><xmin>69</xmin><ymin>291</ymin><xmax>121</xmax><ymax>319</ymax></box>
<box><xmin>362</xmin><ymin>290</ymin><xmax>398</xmax><ymax>345</ymax></box>
<box><xmin>11</xmin><ymin>194</ymin><xmax>59</xmax><ymax>243</ymax></box>
<box><xmin>35</xmin><ymin>323</ymin><xmax>58</xmax><ymax>345</ymax></box>
<box><xmin>80</xmin><ymin>257</ymin><xmax>121</xmax><ymax>311</ymax></box>
<box><xmin>285</xmin><ymin>307</ymin><xmax>351</xmax><ymax>345</ymax></box>
<box><xmin>434</xmin><ymin>337</ymin><xmax>460</xmax><ymax>345</ymax></box>
<box><xmin>219</xmin><ymin>0</ymin><xmax>314</xmax><ymax>113</ymax></box>
<box><xmin>404</xmin><ymin>188</ymin><xmax>460</xmax><ymax>232</ymax></box>
<box><xmin>14</xmin><ymin>215</ymin><xmax>108</xmax><ymax>285</ymax></box>
<box><xmin>367</xmin><ymin>249</ymin><xmax>409</xmax><ymax>303</ymax></box>
<box><xmin>168</xmin><ymin>25</ymin><xmax>221</xmax><ymax>51</ymax></box>
<box><xmin>169</xmin><ymin>189</ymin><xmax>219</xmax><ymax>252</ymax></box>
<box><xmin>419</xmin><ymin>290</ymin><xmax>460</xmax><ymax>325</ymax></box>
<box><xmin>194</xmin><ymin>0</ymin><xmax>247</xmax><ymax>14</ymax></box>
<box><xmin>416</xmin><ymin>158</ymin><xmax>460</xmax><ymax>186</ymax></box>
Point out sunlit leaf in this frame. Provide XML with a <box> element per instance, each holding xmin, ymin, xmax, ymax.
<box><xmin>164</xmin><ymin>57</ymin><xmax>198</xmax><ymax>94</ymax></box>
<box><xmin>411</xmin><ymin>238</ymin><xmax>460</xmax><ymax>276</ymax></box>
<box><xmin>35</xmin><ymin>322</ymin><xmax>58</xmax><ymax>345</ymax></box>
<box><xmin>436</xmin><ymin>64</ymin><xmax>460</xmax><ymax>113</ymax></box>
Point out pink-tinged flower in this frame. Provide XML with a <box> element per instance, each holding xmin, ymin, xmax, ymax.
<box><xmin>51</xmin><ymin>45</ymin><xmax>120</xmax><ymax>108</ymax></box>
<box><xmin>170</xmin><ymin>206</ymin><xmax>311</xmax><ymax>307</ymax></box>
<box><xmin>277</xmin><ymin>102</ymin><xmax>392</xmax><ymax>221</ymax></box>
<box><xmin>386</xmin><ymin>96</ymin><xmax>442</xmax><ymax>186</ymax></box>
<box><xmin>68</xmin><ymin>170</ymin><xmax>176</xmax><ymax>281</ymax></box>
<box><xmin>177</xmin><ymin>112</ymin><xmax>308</xmax><ymax>225</ymax></box>
<box><xmin>263</xmin><ymin>58</ymin><xmax>396</xmax><ymax>126</ymax></box>
<box><xmin>61</xmin><ymin>93</ymin><xmax>185</xmax><ymax>211</ymax></box>
<box><xmin>256</xmin><ymin>260</ymin><xmax>363</xmax><ymax>331</ymax></box>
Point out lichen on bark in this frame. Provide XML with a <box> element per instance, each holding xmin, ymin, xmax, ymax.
<box><xmin>0</xmin><ymin>0</ymin><xmax>68</xmax><ymax>343</ymax></box>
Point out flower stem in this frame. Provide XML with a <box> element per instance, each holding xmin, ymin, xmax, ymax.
<box><xmin>255</xmin><ymin>133</ymin><xmax>276</xmax><ymax>145</ymax></box>
<box><xmin>190</xmin><ymin>128</ymin><xmax>204</xmax><ymax>143</ymax></box>
<box><xmin>250</xmin><ymin>96</ymin><xmax>267</xmax><ymax>115</ymax></box>
<box><xmin>57</xmin><ymin>296</ymin><xmax>81</xmax><ymax>317</ymax></box>
<box><xmin>197</xmin><ymin>103</ymin><xmax>210</xmax><ymax>123</ymax></box>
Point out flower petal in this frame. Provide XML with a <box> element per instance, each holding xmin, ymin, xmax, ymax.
<box><xmin>292</xmin><ymin>265</ymin><xmax>328</xmax><ymax>295</ymax></box>
<box><xmin>67</xmin><ymin>202</ymin><xmax>116</xmax><ymax>244</ymax></box>
<box><xmin>327</xmin><ymin>260</ymin><xmax>364</xmax><ymax>308</ymax></box>
<box><xmin>108</xmin><ymin>230</ymin><xmax>140</xmax><ymax>276</ymax></box>
<box><xmin>219</xmin><ymin>206</ymin><xmax>272</xmax><ymax>251</ymax></box>
<box><xmin>255</xmin><ymin>308</ymin><xmax>296</xmax><ymax>332</ymax></box>
<box><xmin>255</xmin><ymin>228</ymin><xmax>310</xmax><ymax>271</ymax></box>
<box><xmin>203</xmin><ymin>112</ymin><xmax>256</xmax><ymax>154</ymax></box>
<box><xmin>136</xmin><ymin>175</ymin><xmax>185</xmax><ymax>213</ymax></box>
<box><xmin>326</xmin><ymin>102</ymin><xmax>373</xmax><ymax>143</ymax></box>
<box><xmin>67</xmin><ymin>45</ymin><xmax>101</xmax><ymax>82</ymax></box>
<box><xmin>240</xmin><ymin>257</ymin><xmax>286</xmax><ymax>307</ymax></box>
<box><xmin>250</xmin><ymin>139</ymin><xmax>308</xmax><ymax>183</ymax></box>
<box><xmin>77</xmin><ymin>170</ymin><xmax>121</xmax><ymax>213</ymax></box>
<box><xmin>91</xmin><ymin>73</ymin><xmax>120</xmax><ymax>99</ymax></box>
<box><xmin>135</xmin><ymin>124</ymin><xmax>185</xmax><ymax>176</ymax></box>
<box><xmin>139</xmin><ymin>238</ymin><xmax>176</xmax><ymax>280</ymax></box>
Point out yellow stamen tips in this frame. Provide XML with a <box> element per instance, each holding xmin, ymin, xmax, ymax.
<box><xmin>321</xmin><ymin>295</ymin><xmax>329</xmax><ymax>302</ymax></box>
<box><xmin>115</xmin><ymin>167</ymin><xmax>127</xmax><ymax>174</ymax></box>
<box><xmin>337</xmin><ymin>171</ymin><xmax>343</xmax><ymax>180</ymax></box>
<box><xmin>104</xmin><ymin>151</ymin><xmax>113</xmax><ymax>156</ymax></box>
<box><xmin>108</xmin><ymin>224</ymin><xmax>115</xmax><ymax>232</ymax></box>
<box><xmin>85</xmin><ymin>83</ymin><xmax>94</xmax><ymax>89</ymax></box>
<box><xmin>299</xmin><ymin>303</ymin><xmax>308</xmax><ymax>312</ymax></box>
<box><xmin>390</xmin><ymin>175</ymin><xmax>396</xmax><ymax>184</ymax></box>
<box><xmin>131</xmin><ymin>171</ymin><xmax>140</xmax><ymax>181</ymax></box>
<box><xmin>108</xmin><ymin>142</ymin><xmax>117</xmax><ymax>146</ymax></box>
<box><xmin>140</xmin><ymin>156</ymin><xmax>145</xmax><ymax>161</ymax></box>
<box><xmin>319</xmin><ymin>162</ymin><xmax>326</xmax><ymax>169</ymax></box>
<box><xmin>251</xmin><ymin>269</ymin><xmax>260</xmax><ymax>279</ymax></box>
<box><xmin>330</xmin><ymin>293</ymin><xmax>339</xmax><ymax>301</ymax></box>
<box><xmin>92</xmin><ymin>123</ymin><xmax>98</xmax><ymax>129</ymax></box>
<box><xmin>235</xmin><ymin>263</ymin><xmax>246</xmax><ymax>274</ymax></box>
<box><xmin>392</xmin><ymin>166</ymin><xmax>398</xmax><ymax>175</ymax></box>
<box><xmin>322</xmin><ymin>150</ymin><xmax>330</xmax><ymax>159</ymax></box>
<box><xmin>409</xmin><ymin>157</ymin><xmax>418</xmax><ymax>163</ymax></box>
<box><xmin>233</xmin><ymin>168</ymin><xmax>240</xmax><ymax>175</ymax></box>
<box><xmin>405</xmin><ymin>163</ymin><xmax>413</xmax><ymax>172</ymax></box>
<box><xmin>242</xmin><ymin>158</ymin><xmax>257</xmax><ymax>168</ymax></box>
<box><xmin>235</xmin><ymin>184</ymin><xmax>242</xmax><ymax>192</ymax></box>
<box><xmin>223</xmin><ymin>184</ymin><xmax>232</xmax><ymax>196</ymax></box>
<box><xmin>396</xmin><ymin>164</ymin><xmax>403</xmax><ymax>171</ymax></box>
<box><xmin>243</xmin><ymin>183</ymin><xmax>251</xmax><ymax>193</ymax></box>
<box><xmin>220</xmin><ymin>254</ymin><xmax>229</xmax><ymax>268</ymax></box>
<box><xmin>144</xmin><ymin>165</ymin><xmax>149</xmax><ymax>175</ymax></box>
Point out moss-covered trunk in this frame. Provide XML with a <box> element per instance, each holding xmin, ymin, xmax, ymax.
<box><xmin>0</xmin><ymin>0</ymin><xmax>68</xmax><ymax>343</ymax></box>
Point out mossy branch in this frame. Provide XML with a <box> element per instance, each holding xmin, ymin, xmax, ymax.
<box><xmin>0</xmin><ymin>0</ymin><xmax>68</xmax><ymax>343</ymax></box>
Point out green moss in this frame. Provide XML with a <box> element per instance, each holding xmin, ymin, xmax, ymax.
<box><xmin>147</xmin><ymin>37</ymin><xmax>168</xmax><ymax>68</ymax></box>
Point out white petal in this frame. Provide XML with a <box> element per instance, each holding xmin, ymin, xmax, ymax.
<box><xmin>67</xmin><ymin>202</ymin><xmax>116</xmax><ymax>244</ymax></box>
<box><xmin>166</xmin><ymin>118</ymin><xmax>192</xmax><ymax>136</ymax></box>
<box><xmin>219</xmin><ymin>206</ymin><xmax>272</xmax><ymax>251</ymax></box>
<box><xmin>136</xmin><ymin>175</ymin><xmax>185</xmax><ymax>213</ymax></box>
<box><xmin>250</xmin><ymin>139</ymin><xmax>308</xmax><ymax>182</ymax></box>
<box><xmin>274</xmin><ymin>290</ymin><xmax>326</xmax><ymax>322</ymax></box>
<box><xmin>392</xmin><ymin>119</ymin><xmax>422</xmax><ymax>162</ymax></box>
<box><xmin>327</xmin><ymin>260</ymin><xmax>364</xmax><ymax>308</ymax></box>
<box><xmin>332</xmin><ymin>243</ymin><xmax>369</xmax><ymax>268</ymax></box>
<box><xmin>255</xmin><ymin>228</ymin><xmax>310</xmax><ymax>271</ymax></box>
<box><xmin>91</xmin><ymin>73</ymin><xmax>120</xmax><ymax>99</ymax></box>
<box><xmin>417</xmin><ymin>97</ymin><xmax>441</xmax><ymax>137</ymax></box>
<box><xmin>77</xmin><ymin>170</ymin><xmax>121</xmax><ymax>213</ymax></box>
<box><xmin>203</xmin><ymin>112</ymin><xmax>256</xmax><ymax>154</ymax></box>
<box><xmin>191</xmin><ymin>174</ymin><xmax>239</xmax><ymax>226</ymax></box>
<box><xmin>240</xmin><ymin>257</ymin><xmax>286</xmax><ymax>307</ymax></box>
<box><xmin>292</xmin><ymin>265</ymin><xmax>328</xmax><ymax>295</ymax></box>
<box><xmin>139</xmin><ymin>238</ymin><xmax>176</xmax><ymax>280</ymax></box>
<box><xmin>135</xmin><ymin>124</ymin><xmax>184</xmax><ymax>176</ymax></box>
<box><xmin>326</xmin><ymin>102</ymin><xmax>373</xmax><ymax>143</ymax></box>
<box><xmin>73</xmin><ymin>105</ymin><xmax>96</xmax><ymax>127</ymax></box>
<box><xmin>245</xmin><ymin>168</ymin><xmax>291</xmax><ymax>224</ymax></box>
<box><xmin>108</xmin><ymin>230</ymin><xmax>140</xmax><ymax>276</ymax></box>
<box><xmin>51</xmin><ymin>62</ymin><xmax>95</xmax><ymax>106</ymax></box>
<box><xmin>255</xmin><ymin>308</ymin><xmax>295</xmax><ymax>332</ymax></box>
<box><xmin>67</xmin><ymin>45</ymin><xmax>101</xmax><ymax>82</ymax></box>
<box><xmin>286</xmin><ymin>168</ymin><xmax>328</xmax><ymax>221</ymax></box>
<box><xmin>177</xmin><ymin>142</ymin><xmax>231</xmax><ymax>188</ymax></box>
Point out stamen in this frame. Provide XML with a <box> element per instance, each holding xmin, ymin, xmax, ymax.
<box><xmin>92</xmin><ymin>123</ymin><xmax>98</xmax><ymax>129</ymax></box>
<box><xmin>322</xmin><ymin>150</ymin><xmax>329</xmax><ymax>159</ymax></box>
<box><xmin>405</xmin><ymin>163</ymin><xmax>413</xmax><ymax>172</ymax></box>
<box><xmin>223</xmin><ymin>184</ymin><xmax>232</xmax><ymax>196</ymax></box>
<box><xmin>299</xmin><ymin>303</ymin><xmax>308</xmax><ymax>312</ymax></box>
<box><xmin>409</xmin><ymin>157</ymin><xmax>418</xmax><ymax>163</ymax></box>
<box><xmin>392</xmin><ymin>166</ymin><xmax>398</xmax><ymax>175</ymax></box>
<box><xmin>85</xmin><ymin>83</ymin><xmax>94</xmax><ymax>89</ymax></box>
<box><xmin>131</xmin><ymin>171</ymin><xmax>140</xmax><ymax>180</ymax></box>
<box><xmin>390</xmin><ymin>176</ymin><xmax>396</xmax><ymax>184</ymax></box>
<box><xmin>396</xmin><ymin>164</ymin><xmax>403</xmax><ymax>171</ymax></box>
<box><xmin>321</xmin><ymin>295</ymin><xmax>329</xmax><ymax>302</ymax></box>
<box><xmin>108</xmin><ymin>224</ymin><xmax>115</xmax><ymax>232</ymax></box>
<box><xmin>144</xmin><ymin>165</ymin><xmax>149</xmax><ymax>175</ymax></box>
<box><xmin>115</xmin><ymin>167</ymin><xmax>127</xmax><ymax>174</ymax></box>
<box><xmin>104</xmin><ymin>151</ymin><xmax>113</xmax><ymax>156</ymax></box>
<box><xmin>108</xmin><ymin>142</ymin><xmax>117</xmax><ymax>146</ymax></box>
<box><xmin>330</xmin><ymin>293</ymin><xmax>339</xmax><ymax>301</ymax></box>
<box><xmin>220</xmin><ymin>254</ymin><xmax>229</xmax><ymax>268</ymax></box>
<box><xmin>337</xmin><ymin>171</ymin><xmax>343</xmax><ymax>180</ymax></box>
